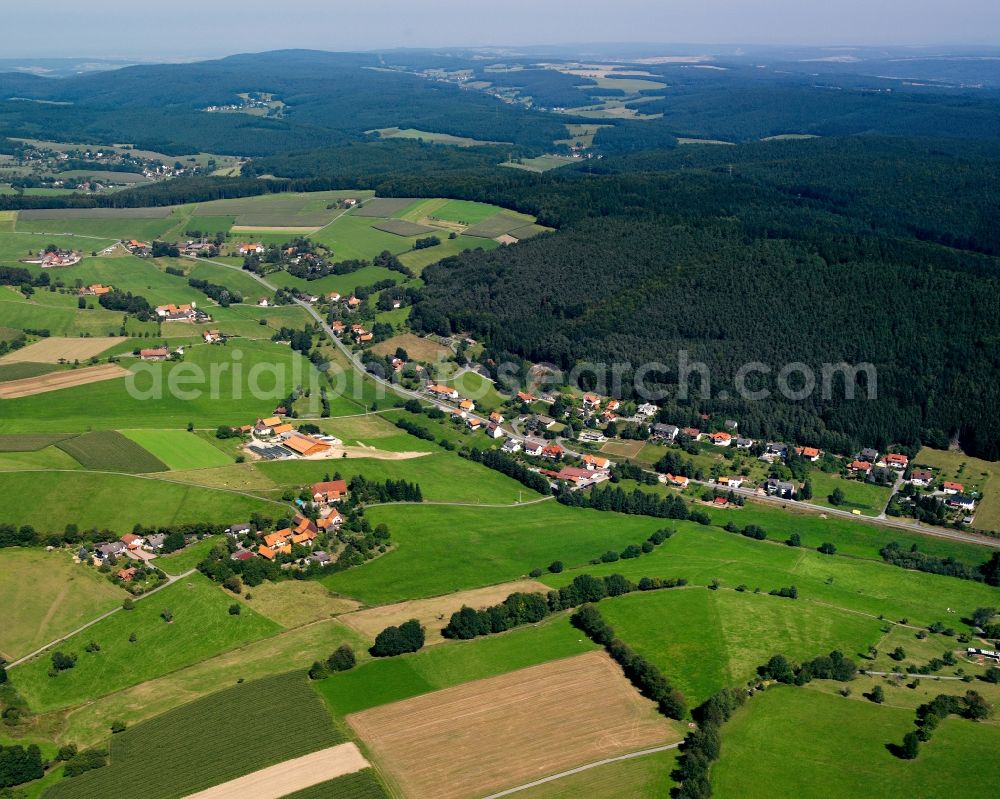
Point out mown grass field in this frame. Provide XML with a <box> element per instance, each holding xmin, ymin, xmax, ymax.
<box><xmin>0</xmin><ymin>549</ymin><xmax>126</xmax><ymax>662</ymax></box>
<box><xmin>15</xmin><ymin>213</ymin><xmax>178</xmax><ymax>242</ymax></box>
<box><xmin>120</xmin><ymin>429</ymin><xmax>233</xmax><ymax>470</ymax></box>
<box><xmin>0</xmin><ymin>445</ymin><xmax>83</xmax><ymax>472</ymax></box>
<box><xmin>0</xmin><ymin>471</ymin><xmax>284</xmax><ymax>530</ymax></box>
<box><xmin>597</xmin><ymin>587</ymin><xmax>883</xmax><ymax>706</ymax></box>
<box><xmin>712</xmin><ymin>686</ymin><xmax>1000</xmax><ymax>798</ymax></box>
<box><xmin>55</xmin><ymin>430</ymin><xmax>168</xmax><ymax>473</ymax></box>
<box><xmin>397</xmin><ymin>233</ymin><xmax>498</xmax><ymax>273</ymax></box>
<box><xmin>42</xmin><ymin>672</ymin><xmax>343</xmax><ymax>799</ymax></box>
<box><xmin>12</xmin><ymin>574</ymin><xmax>281</xmax><ymax>712</ymax></box>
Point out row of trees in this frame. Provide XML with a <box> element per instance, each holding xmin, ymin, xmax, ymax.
<box><xmin>571</xmin><ymin>604</ymin><xmax>687</xmax><ymax>719</ymax></box>
<box><xmin>557</xmin><ymin>483</ymin><xmax>711</xmax><ymax>524</ymax></box>
<box><xmin>880</xmin><ymin>542</ymin><xmax>1000</xmax><ymax>586</ymax></box>
<box><xmin>463</xmin><ymin>448</ymin><xmax>551</xmax><ymax>496</ymax></box>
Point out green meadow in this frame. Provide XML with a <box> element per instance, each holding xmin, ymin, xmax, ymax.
<box><xmin>0</xmin><ymin>471</ymin><xmax>284</xmax><ymax>530</ymax></box>
<box><xmin>0</xmin><ymin>340</ymin><xmax>331</xmax><ymax>432</ymax></box>
<box><xmin>11</xmin><ymin>574</ymin><xmax>281</xmax><ymax>712</ymax></box>
<box><xmin>0</xmin><ymin>286</ymin><xmax>155</xmax><ymax>337</ymax></box>
<box><xmin>120</xmin><ymin>429</ymin><xmax>234</xmax><ymax>470</ymax></box>
<box><xmin>712</xmin><ymin>686</ymin><xmax>1000</xmax><ymax>798</ymax></box>
<box><xmin>544</xmin><ymin>523</ymin><xmax>1000</xmax><ymax>630</ymax></box>
<box><xmin>598</xmin><ymin>587</ymin><xmax>882</xmax><ymax>705</ymax></box>
<box><xmin>322</xmin><ymin>502</ymin><xmax>667</xmax><ymax>604</ymax></box>
<box><xmin>256</xmin><ymin>449</ymin><xmax>534</xmax><ymax>504</ymax></box>
<box><xmin>807</xmin><ymin>469</ymin><xmax>892</xmax><ymax>516</ymax></box>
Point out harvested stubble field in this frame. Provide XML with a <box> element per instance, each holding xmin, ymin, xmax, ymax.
<box><xmin>0</xmin><ymin>433</ymin><xmax>75</xmax><ymax>451</ymax></box>
<box><xmin>347</xmin><ymin>651</ymin><xmax>680</xmax><ymax>799</ymax></box>
<box><xmin>183</xmin><ymin>742</ymin><xmax>370</xmax><ymax>799</ymax></box>
<box><xmin>0</xmin><ymin>336</ymin><xmax>120</xmax><ymax>363</ymax></box>
<box><xmin>370</xmin><ymin>332</ymin><xmax>450</xmax><ymax>362</ymax></box>
<box><xmin>339</xmin><ymin>579</ymin><xmax>550</xmax><ymax>645</ymax></box>
<box><xmin>0</xmin><ymin>363</ymin><xmax>127</xmax><ymax>398</ymax></box>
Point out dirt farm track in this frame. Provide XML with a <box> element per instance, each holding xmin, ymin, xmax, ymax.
<box><xmin>0</xmin><ymin>363</ymin><xmax>128</xmax><ymax>398</ymax></box>
<box><xmin>347</xmin><ymin>651</ymin><xmax>681</xmax><ymax>799</ymax></box>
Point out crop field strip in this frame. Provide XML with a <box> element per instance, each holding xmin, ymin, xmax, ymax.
<box><xmin>278</xmin><ymin>769</ymin><xmax>391</xmax><ymax>799</ymax></box>
<box><xmin>0</xmin><ymin>336</ymin><xmax>121</xmax><ymax>364</ymax></box>
<box><xmin>55</xmin><ymin>430</ymin><xmax>168</xmax><ymax>473</ymax></box>
<box><xmin>16</xmin><ymin>207</ymin><xmax>174</xmax><ymax>220</ymax></box>
<box><xmin>0</xmin><ymin>363</ymin><xmax>129</xmax><ymax>398</ymax></box>
<box><xmin>372</xmin><ymin>218</ymin><xmax>439</xmax><ymax>236</ymax></box>
<box><xmin>42</xmin><ymin>672</ymin><xmax>344</xmax><ymax>799</ymax></box>
<box><xmin>349</xmin><ymin>197</ymin><xmax>420</xmax><ymax>218</ymax></box>
<box><xmin>464</xmin><ymin>212</ymin><xmax>537</xmax><ymax>238</ymax></box>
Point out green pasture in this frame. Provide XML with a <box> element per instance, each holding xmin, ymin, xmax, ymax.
<box><xmin>12</xmin><ymin>574</ymin><xmax>281</xmax><ymax>713</ymax></box>
<box><xmin>712</xmin><ymin>686</ymin><xmax>1000</xmax><ymax>798</ymax></box>
<box><xmin>544</xmin><ymin>523</ymin><xmax>1000</xmax><ymax>631</ymax></box>
<box><xmin>598</xmin><ymin>587</ymin><xmax>882</xmax><ymax>706</ymax></box>
<box><xmin>120</xmin><ymin>429</ymin><xmax>234</xmax><ymax>470</ymax></box>
<box><xmin>321</xmin><ymin>502</ymin><xmax>668</xmax><ymax>604</ymax></box>
<box><xmin>0</xmin><ymin>340</ymin><xmax>335</xmax><ymax>432</ymax></box>
<box><xmin>0</xmin><ymin>470</ymin><xmax>284</xmax><ymax>530</ymax></box>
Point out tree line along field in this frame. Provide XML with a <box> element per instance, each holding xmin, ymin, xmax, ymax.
<box><xmin>42</xmin><ymin>672</ymin><xmax>344</xmax><ymax>799</ymax></box>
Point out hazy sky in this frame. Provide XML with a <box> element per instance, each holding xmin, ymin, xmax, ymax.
<box><xmin>5</xmin><ymin>0</ymin><xmax>998</xmax><ymax>58</ymax></box>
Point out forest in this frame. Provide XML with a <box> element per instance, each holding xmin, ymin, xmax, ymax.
<box><xmin>408</xmin><ymin>138</ymin><xmax>1000</xmax><ymax>460</ymax></box>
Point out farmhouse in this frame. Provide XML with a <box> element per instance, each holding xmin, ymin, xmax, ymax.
<box><xmin>717</xmin><ymin>476</ymin><xmax>744</xmax><ymax>489</ymax></box>
<box><xmin>660</xmin><ymin>473</ymin><xmax>689</xmax><ymax>488</ymax></box>
<box><xmin>202</xmin><ymin>329</ymin><xmax>223</xmax><ymax>343</ymax></box>
<box><xmin>139</xmin><ymin>347</ymin><xmax>169</xmax><ymax>361</ymax></box>
<box><xmin>312</xmin><ymin>479</ymin><xmax>349</xmax><ymax>504</ymax></box>
<box><xmin>258</xmin><ymin>543</ymin><xmax>292</xmax><ymax>560</ymax></box>
<box><xmin>459</xmin><ymin>399</ymin><xmax>476</xmax><ymax>413</ymax></box>
<box><xmin>120</xmin><ymin>533</ymin><xmax>144</xmax><ymax>550</ymax></box>
<box><xmin>710</xmin><ymin>432</ymin><xmax>732</xmax><ymax>447</ymax></box>
<box><xmin>553</xmin><ymin>465</ymin><xmax>607</xmax><ymax>486</ymax></box>
<box><xmin>238</xmin><ymin>242</ymin><xmax>264</xmax><ymax>255</ymax></box>
<box><xmin>79</xmin><ymin>284</ymin><xmax>111</xmax><ymax>296</ymax></box>
<box><xmin>582</xmin><ymin>393</ymin><xmax>602</xmax><ymax>410</ymax></box>
<box><xmin>255</xmin><ymin>416</ymin><xmax>283</xmax><ymax>435</ymax></box>
<box><xmin>516</xmin><ymin>391</ymin><xmax>535</xmax><ymax>404</ymax></box>
<box><xmin>155</xmin><ymin>303</ymin><xmax>201</xmax><ymax>322</ymax></box>
<box><xmin>942</xmin><ymin>481</ymin><xmax>964</xmax><ymax>494</ymax></box>
<box><xmin>795</xmin><ymin>446</ymin><xmax>821</xmax><ymax>461</ymax></box>
<box><xmin>116</xmin><ymin>567</ymin><xmax>137</xmax><ymax>582</ymax></box>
